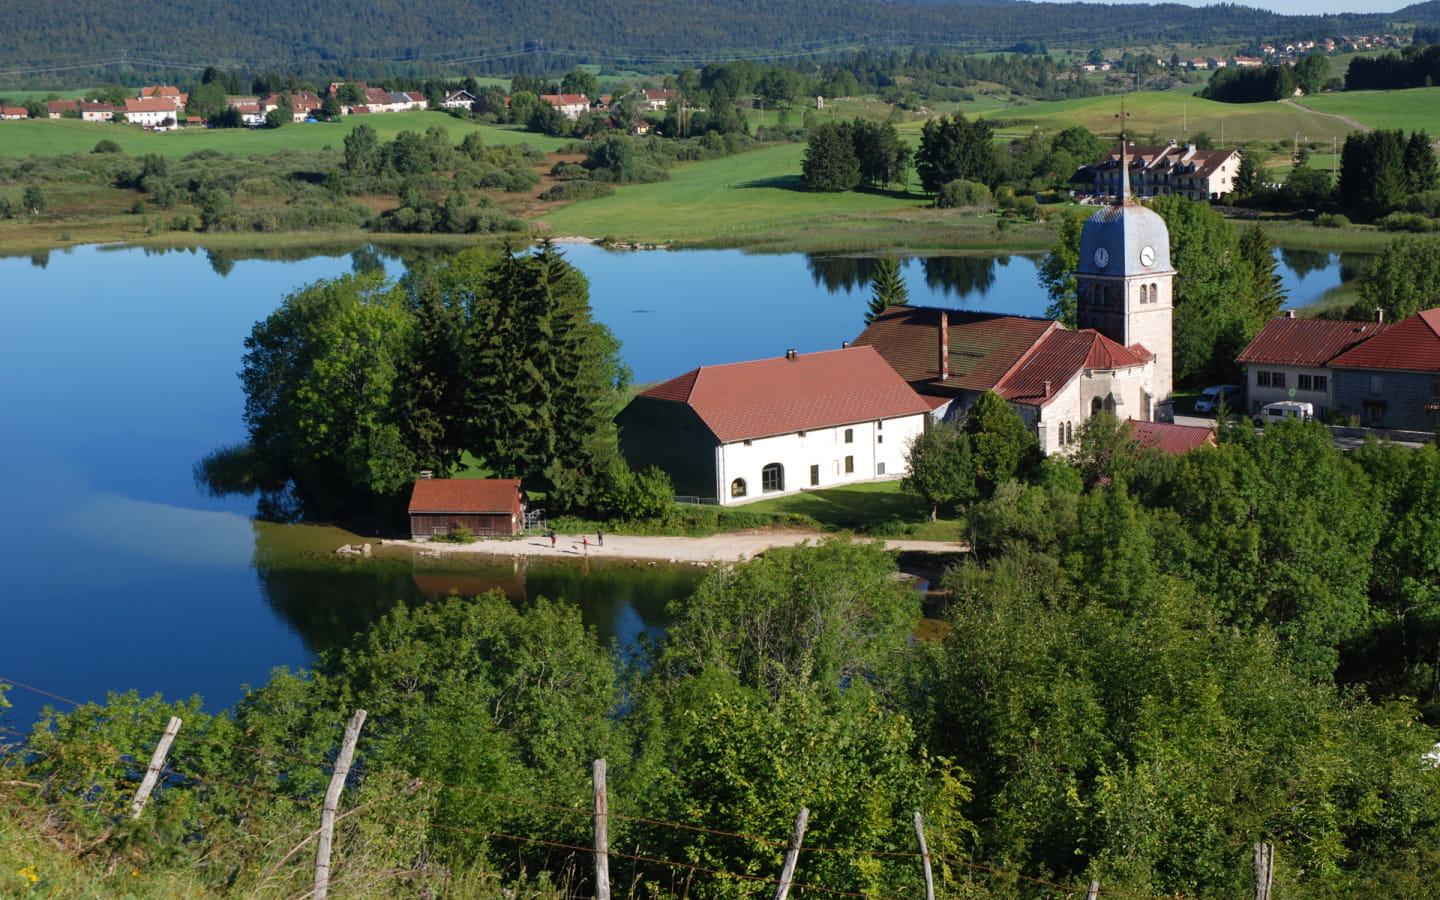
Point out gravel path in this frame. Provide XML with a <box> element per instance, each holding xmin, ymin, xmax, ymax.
<box><xmin>383</xmin><ymin>528</ymin><xmax>968</xmax><ymax>564</ymax></box>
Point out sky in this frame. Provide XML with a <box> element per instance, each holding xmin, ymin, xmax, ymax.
<box><xmin>1086</xmin><ymin>0</ymin><xmax>1403</xmax><ymax>18</ymax></box>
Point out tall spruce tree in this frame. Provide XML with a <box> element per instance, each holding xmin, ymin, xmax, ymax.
<box><xmin>865</xmin><ymin>256</ymin><xmax>909</xmax><ymax>323</ymax></box>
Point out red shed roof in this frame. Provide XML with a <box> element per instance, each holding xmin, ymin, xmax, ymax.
<box><xmin>1329</xmin><ymin>308</ymin><xmax>1440</xmax><ymax>372</ymax></box>
<box><xmin>852</xmin><ymin>306</ymin><xmax>1058</xmax><ymax>396</ymax></box>
<box><xmin>996</xmin><ymin>329</ymin><xmax>1150</xmax><ymax>406</ymax></box>
<box><xmin>1237</xmin><ymin>316</ymin><xmax>1390</xmax><ymax>367</ymax></box>
<box><xmin>1127</xmin><ymin>419</ymin><xmax>1216</xmax><ymax>454</ymax></box>
<box><xmin>409</xmin><ymin>478</ymin><xmax>523</xmax><ymax>515</ymax></box>
<box><xmin>637</xmin><ymin>345</ymin><xmax>929</xmax><ymax>443</ymax></box>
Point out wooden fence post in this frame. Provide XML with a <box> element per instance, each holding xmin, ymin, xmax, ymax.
<box><xmin>1253</xmin><ymin>842</ymin><xmax>1274</xmax><ymax>900</ymax></box>
<box><xmin>1087</xmin><ymin>879</ymin><xmax>1100</xmax><ymax>900</ymax></box>
<box><xmin>130</xmin><ymin>716</ymin><xmax>182</xmax><ymax>819</ymax></box>
<box><xmin>313</xmin><ymin>709</ymin><xmax>367</xmax><ymax>900</ymax></box>
<box><xmin>593</xmin><ymin>758</ymin><xmax>611</xmax><ymax>900</ymax></box>
<box><xmin>913</xmin><ymin>811</ymin><xmax>935</xmax><ymax>900</ymax></box>
<box><xmin>772</xmin><ymin>806</ymin><xmax>809</xmax><ymax>900</ymax></box>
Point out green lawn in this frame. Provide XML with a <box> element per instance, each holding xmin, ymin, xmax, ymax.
<box><xmin>0</xmin><ymin>112</ymin><xmax>569</xmax><ymax>159</ymax></box>
<box><xmin>733</xmin><ymin>481</ymin><xmax>965</xmax><ymax>541</ymax></box>
<box><xmin>1287</xmin><ymin>87</ymin><xmax>1440</xmax><ymax>135</ymax></box>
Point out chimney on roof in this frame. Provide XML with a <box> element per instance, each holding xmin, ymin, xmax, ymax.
<box><xmin>1376</xmin><ymin>308</ymin><xmax>1385</xmax><ymax>323</ymax></box>
<box><xmin>842</xmin><ymin>340</ymin><xmax>849</xmax><ymax>349</ymax></box>
<box><xmin>939</xmin><ymin>311</ymin><xmax>950</xmax><ymax>381</ymax></box>
<box><xmin>785</xmin><ymin>348</ymin><xmax>798</xmax><ymax>360</ymax></box>
<box><xmin>1043</xmin><ymin>380</ymin><xmax>1052</xmax><ymax>398</ymax></box>
<box><xmin>419</xmin><ymin>470</ymin><xmax>433</xmax><ymax>479</ymax></box>
<box><xmin>1285</xmin><ymin>309</ymin><xmax>1296</xmax><ymax>318</ymax></box>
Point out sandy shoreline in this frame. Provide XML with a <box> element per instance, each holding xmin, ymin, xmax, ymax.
<box><xmin>379</xmin><ymin>528</ymin><xmax>968</xmax><ymax>564</ymax></box>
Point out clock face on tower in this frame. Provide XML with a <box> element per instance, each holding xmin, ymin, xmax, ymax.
<box><xmin>1140</xmin><ymin>245</ymin><xmax>1156</xmax><ymax>267</ymax></box>
<box><xmin>1093</xmin><ymin>247</ymin><xmax>1109</xmax><ymax>268</ymax></box>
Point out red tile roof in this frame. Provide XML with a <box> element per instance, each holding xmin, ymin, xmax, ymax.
<box><xmin>1237</xmin><ymin>316</ymin><xmax>1391</xmax><ymax>367</ymax></box>
<box><xmin>637</xmin><ymin>346</ymin><xmax>930</xmax><ymax>443</ymax></box>
<box><xmin>996</xmin><ymin>329</ymin><xmax>1150</xmax><ymax>406</ymax></box>
<box><xmin>852</xmin><ymin>306</ymin><xmax>1058</xmax><ymax>396</ymax></box>
<box><xmin>408</xmin><ymin>478</ymin><xmax>523</xmax><ymax>515</ymax></box>
<box><xmin>1127</xmin><ymin>419</ymin><xmax>1216</xmax><ymax>454</ymax></box>
<box><xmin>126</xmin><ymin>97</ymin><xmax>179</xmax><ymax>114</ymax></box>
<box><xmin>1328</xmin><ymin>308</ymin><xmax>1440</xmax><ymax>372</ymax></box>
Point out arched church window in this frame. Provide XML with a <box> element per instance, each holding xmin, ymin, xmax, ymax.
<box><xmin>1151</xmin><ymin>282</ymin><xmax>1159</xmax><ymax>302</ymax></box>
<box><xmin>762</xmin><ymin>463</ymin><xmax>784</xmax><ymax>493</ymax></box>
<box><xmin>1104</xmin><ymin>394</ymin><xmax>1116</xmax><ymax>412</ymax></box>
<box><xmin>1066</xmin><ymin>422</ymin><xmax>1074</xmax><ymax>444</ymax></box>
<box><xmin>1139</xmin><ymin>284</ymin><xmax>1149</xmax><ymax>304</ymax></box>
<box><xmin>1091</xmin><ymin>397</ymin><xmax>1103</xmax><ymax>416</ymax></box>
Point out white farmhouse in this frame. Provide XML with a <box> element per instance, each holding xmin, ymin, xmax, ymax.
<box><xmin>615</xmin><ymin>346</ymin><xmax>930</xmax><ymax>504</ymax></box>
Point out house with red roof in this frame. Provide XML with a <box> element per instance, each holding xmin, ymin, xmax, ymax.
<box><xmin>408</xmin><ymin>477</ymin><xmax>525</xmax><ymax>540</ymax></box>
<box><xmin>1236</xmin><ymin>311</ymin><xmax>1390</xmax><ymax>418</ymax></box>
<box><xmin>46</xmin><ymin>100</ymin><xmax>79</xmax><ymax>119</ymax></box>
<box><xmin>78</xmin><ymin>101</ymin><xmax>116</xmax><ymax>122</ymax></box>
<box><xmin>540</xmin><ymin>93</ymin><xmax>590</xmax><ymax>119</ymax></box>
<box><xmin>1128</xmin><ymin>419</ymin><xmax>1216</xmax><ymax>454</ymax></box>
<box><xmin>615</xmin><ymin>346</ymin><xmax>930</xmax><ymax>504</ymax></box>
<box><xmin>853</xmin><ymin>307</ymin><xmax>1157</xmax><ymax>454</ymax></box>
<box><xmin>1</xmin><ymin>107</ymin><xmax>28</xmax><ymax>120</ymax></box>
<box><xmin>124</xmin><ymin>97</ymin><xmax>180</xmax><ymax>129</ymax></box>
<box><xmin>1329</xmin><ymin>308</ymin><xmax>1440</xmax><ymax>430</ymax></box>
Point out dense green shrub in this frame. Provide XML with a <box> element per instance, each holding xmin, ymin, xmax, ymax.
<box><xmin>934</xmin><ymin>178</ymin><xmax>991</xmax><ymax>209</ymax></box>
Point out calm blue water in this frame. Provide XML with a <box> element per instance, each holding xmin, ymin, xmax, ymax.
<box><xmin>0</xmin><ymin>243</ymin><xmax>1349</xmax><ymax>730</ymax></box>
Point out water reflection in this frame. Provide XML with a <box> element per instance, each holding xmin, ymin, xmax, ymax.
<box><xmin>249</xmin><ymin>519</ymin><xmax>700</xmax><ymax>660</ymax></box>
<box><xmin>806</xmin><ymin>253</ymin><xmax>1011</xmax><ymax>303</ymax></box>
<box><xmin>1279</xmin><ymin>247</ymin><xmax>1332</xmax><ymax>279</ymax></box>
<box><xmin>921</xmin><ymin>255</ymin><xmax>1006</xmax><ymax>297</ymax></box>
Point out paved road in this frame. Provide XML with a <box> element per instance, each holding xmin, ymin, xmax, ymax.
<box><xmin>1174</xmin><ymin>413</ymin><xmax>1429</xmax><ymax>450</ymax></box>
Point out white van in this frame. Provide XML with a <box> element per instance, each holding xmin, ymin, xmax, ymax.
<box><xmin>1253</xmin><ymin>400</ymin><xmax>1314</xmax><ymax>425</ymax></box>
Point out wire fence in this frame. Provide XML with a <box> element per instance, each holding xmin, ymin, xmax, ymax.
<box><xmin>0</xmin><ymin>674</ymin><xmax>1209</xmax><ymax>900</ymax></box>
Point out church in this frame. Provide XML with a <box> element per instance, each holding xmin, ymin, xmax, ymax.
<box><xmin>853</xmin><ymin>145</ymin><xmax>1175</xmax><ymax>454</ymax></box>
<box><xmin>614</xmin><ymin>143</ymin><xmax>1177</xmax><ymax>501</ymax></box>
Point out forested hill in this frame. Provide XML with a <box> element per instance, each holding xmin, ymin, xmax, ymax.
<box><xmin>0</xmin><ymin>0</ymin><xmax>1393</xmax><ymax>82</ymax></box>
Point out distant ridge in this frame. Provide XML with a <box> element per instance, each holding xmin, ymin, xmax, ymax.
<box><xmin>0</xmin><ymin>0</ymin><xmax>1397</xmax><ymax>81</ymax></box>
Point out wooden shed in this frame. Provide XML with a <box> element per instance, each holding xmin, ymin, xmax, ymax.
<box><xmin>407</xmin><ymin>478</ymin><xmax>525</xmax><ymax>540</ymax></box>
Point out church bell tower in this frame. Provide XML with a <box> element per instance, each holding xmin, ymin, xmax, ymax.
<box><xmin>1075</xmin><ymin>131</ymin><xmax>1174</xmax><ymax>412</ymax></box>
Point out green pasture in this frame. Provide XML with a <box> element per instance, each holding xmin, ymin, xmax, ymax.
<box><xmin>0</xmin><ymin>112</ymin><xmax>569</xmax><ymax>159</ymax></box>
<box><xmin>540</xmin><ymin>142</ymin><xmax>925</xmax><ymax>240</ymax></box>
<box><xmin>1288</xmin><ymin>87</ymin><xmax>1440</xmax><ymax>135</ymax></box>
<box><xmin>977</xmin><ymin>92</ymin><xmax>1343</xmax><ymax>148</ymax></box>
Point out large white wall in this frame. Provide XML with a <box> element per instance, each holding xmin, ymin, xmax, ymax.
<box><xmin>715</xmin><ymin>414</ymin><xmax>926</xmax><ymax>504</ymax></box>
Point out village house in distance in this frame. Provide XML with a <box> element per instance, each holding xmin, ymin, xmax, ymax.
<box><xmin>1073</xmin><ymin>141</ymin><xmax>1243</xmax><ymax>202</ymax></box>
<box><xmin>617</xmin><ymin>139</ymin><xmax>1177</xmax><ymax>501</ymax></box>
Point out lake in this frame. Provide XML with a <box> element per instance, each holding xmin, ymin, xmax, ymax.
<box><xmin>0</xmin><ymin>242</ymin><xmax>1352</xmax><ymax>729</ymax></box>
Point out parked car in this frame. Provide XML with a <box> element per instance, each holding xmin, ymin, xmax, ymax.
<box><xmin>1253</xmin><ymin>400</ymin><xmax>1314</xmax><ymax>425</ymax></box>
<box><xmin>1194</xmin><ymin>384</ymin><xmax>1243</xmax><ymax>414</ymax></box>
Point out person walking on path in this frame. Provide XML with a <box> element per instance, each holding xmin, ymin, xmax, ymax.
<box><xmin>549</xmin><ymin>530</ymin><xmax>557</xmax><ymax>548</ymax></box>
<box><xmin>597</xmin><ymin>528</ymin><xmax>604</xmax><ymax>547</ymax></box>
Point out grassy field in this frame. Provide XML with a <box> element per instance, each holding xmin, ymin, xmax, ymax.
<box><xmin>1287</xmin><ymin>87</ymin><xmax>1440</xmax><ymax>135</ymax></box>
<box><xmin>537</xmin><ymin>140</ymin><xmax>1058</xmax><ymax>251</ymax></box>
<box><xmin>0</xmin><ymin>112</ymin><xmax>570</xmax><ymax>159</ymax></box>
<box><xmin>973</xmin><ymin>92</ymin><xmax>1348</xmax><ymax>148</ymax></box>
